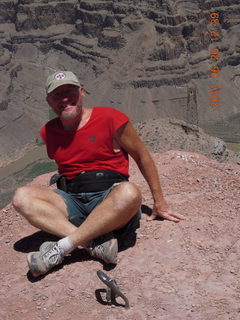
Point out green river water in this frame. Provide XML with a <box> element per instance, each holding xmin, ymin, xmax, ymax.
<box><xmin>0</xmin><ymin>144</ymin><xmax>57</xmax><ymax>209</ymax></box>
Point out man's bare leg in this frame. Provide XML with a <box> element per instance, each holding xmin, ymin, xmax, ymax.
<box><xmin>68</xmin><ymin>182</ymin><xmax>141</xmax><ymax>247</ymax></box>
<box><xmin>13</xmin><ymin>182</ymin><xmax>141</xmax><ymax>246</ymax></box>
<box><xmin>12</xmin><ymin>186</ymin><xmax>77</xmax><ymax>237</ymax></box>
<box><xmin>13</xmin><ymin>182</ymin><xmax>141</xmax><ymax>276</ymax></box>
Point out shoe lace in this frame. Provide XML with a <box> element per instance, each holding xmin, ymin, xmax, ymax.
<box><xmin>93</xmin><ymin>241</ymin><xmax>114</xmax><ymax>260</ymax></box>
<box><xmin>43</xmin><ymin>245</ymin><xmax>64</xmax><ymax>266</ymax></box>
<box><xmin>89</xmin><ymin>236</ymin><xmax>117</xmax><ymax>264</ymax></box>
<box><xmin>95</xmin><ymin>244</ymin><xmax>105</xmax><ymax>256</ymax></box>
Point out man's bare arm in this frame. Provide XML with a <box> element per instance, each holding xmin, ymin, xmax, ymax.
<box><xmin>115</xmin><ymin>121</ymin><xmax>185</xmax><ymax>222</ymax></box>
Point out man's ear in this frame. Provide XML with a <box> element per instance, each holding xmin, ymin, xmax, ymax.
<box><xmin>46</xmin><ymin>95</ymin><xmax>52</xmax><ymax>106</ymax></box>
<box><xmin>80</xmin><ymin>87</ymin><xmax>85</xmax><ymax>97</ymax></box>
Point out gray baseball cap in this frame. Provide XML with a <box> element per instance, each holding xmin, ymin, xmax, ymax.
<box><xmin>45</xmin><ymin>71</ymin><xmax>80</xmax><ymax>94</ymax></box>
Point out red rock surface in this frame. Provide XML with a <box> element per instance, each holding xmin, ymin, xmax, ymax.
<box><xmin>1</xmin><ymin>151</ymin><xmax>240</xmax><ymax>320</ymax></box>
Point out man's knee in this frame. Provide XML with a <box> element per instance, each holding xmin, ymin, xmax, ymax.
<box><xmin>12</xmin><ymin>186</ymin><xmax>32</xmax><ymax>212</ymax></box>
<box><xmin>114</xmin><ymin>181</ymin><xmax>142</xmax><ymax>209</ymax></box>
<box><xmin>121</xmin><ymin>181</ymin><xmax>141</xmax><ymax>202</ymax></box>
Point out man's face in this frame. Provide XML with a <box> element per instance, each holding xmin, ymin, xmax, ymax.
<box><xmin>46</xmin><ymin>84</ymin><xmax>84</xmax><ymax>120</ymax></box>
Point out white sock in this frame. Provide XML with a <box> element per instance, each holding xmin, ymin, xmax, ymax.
<box><xmin>58</xmin><ymin>237</ymin><xmax>75</xmax><ymax>255</ymax></box>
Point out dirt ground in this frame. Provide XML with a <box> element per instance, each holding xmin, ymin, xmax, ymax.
<box><xmin>1</xmin><ymin>151</ymin><xmax>240</xmax><ymax>320</ymax></box>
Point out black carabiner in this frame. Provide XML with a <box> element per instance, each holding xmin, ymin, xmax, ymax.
<box><xmin>97</xmin><ymin>270</ymin><xmax>130</xmax><ymax>309</ymax></box>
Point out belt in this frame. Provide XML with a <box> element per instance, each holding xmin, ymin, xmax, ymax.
<box><xmin>57</xmin><ymin>170</ymin><xmax>128</xmax><ymax>193</ymax></box>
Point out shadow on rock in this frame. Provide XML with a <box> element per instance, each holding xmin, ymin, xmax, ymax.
<box><xmin>141</xmin><ymin>204</ymin><xmax>152</xmax><ymax>216</ymax></box>
<box><xmin>141</xmin><ymin>203</ymin><xmax>164</xmax><ymax>221</ymax></box>
<box><xmin>14</xmin><ymin>231</ymin><xmax>59</xmax><ymax>253</ymax></box>
<box><xmin>115</xmin><ymin>231</ymin><xmax>138</xmax><ymax>253</ymax></box>
<box><xmin>95</xmin><ymin>289</ymin><xmax>126</xmax><ymax>309</ymax></box>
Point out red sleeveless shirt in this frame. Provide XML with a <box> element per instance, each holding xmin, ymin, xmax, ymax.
<box><xmin>40</xmin><ymin>107</ymin><xmax>129</xmax><ymax>179</ymax></box>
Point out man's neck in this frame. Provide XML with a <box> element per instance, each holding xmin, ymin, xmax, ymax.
<box><xmin>61</xmin><ymin>107</ymin><xmax>92</xmax><ymax>132</ymax></box>
<box><xmin>62</xmin><ymin>118</ymin><xmax>81</xmax><ymax>132</ymax></box>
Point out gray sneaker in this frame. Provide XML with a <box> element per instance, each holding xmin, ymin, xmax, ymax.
<box><xmin>27</xmin><ymin>242</ymin><xmax>64</xmax><ymax>277</ymax></box>
<box><xmin>87</xmin><ymin>233</ymin><xmax>118</xmax><ymax>264</ymax></box>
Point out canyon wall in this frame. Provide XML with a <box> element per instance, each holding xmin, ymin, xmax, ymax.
<box><xmin>0</xmin><ymin>0</ymin><xmax>239</xmax><ymax>163</ymax></box>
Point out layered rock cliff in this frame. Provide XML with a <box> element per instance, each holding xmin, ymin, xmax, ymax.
<box><xmin>0</xmin><ymin>0</ymin><xmax>239</xmax><ymax>163</ymax></box>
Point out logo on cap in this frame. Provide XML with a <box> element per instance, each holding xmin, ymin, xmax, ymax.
<box><xmin>55</xmin><ymin>72</ymin><xmax>66</xmax><ymax>80</ymax></box>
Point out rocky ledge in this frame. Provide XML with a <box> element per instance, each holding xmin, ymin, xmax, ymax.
<box><xmin>1</xmin><ymin>150</ymin><xmax>240</xmax><ymax>319</ymax></box>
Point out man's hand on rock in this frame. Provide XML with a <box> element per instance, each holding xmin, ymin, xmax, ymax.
<box><xmin>147</xmin><ymin>199</ymin><xmax>186</xmax><ymax>223</ymax></box>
